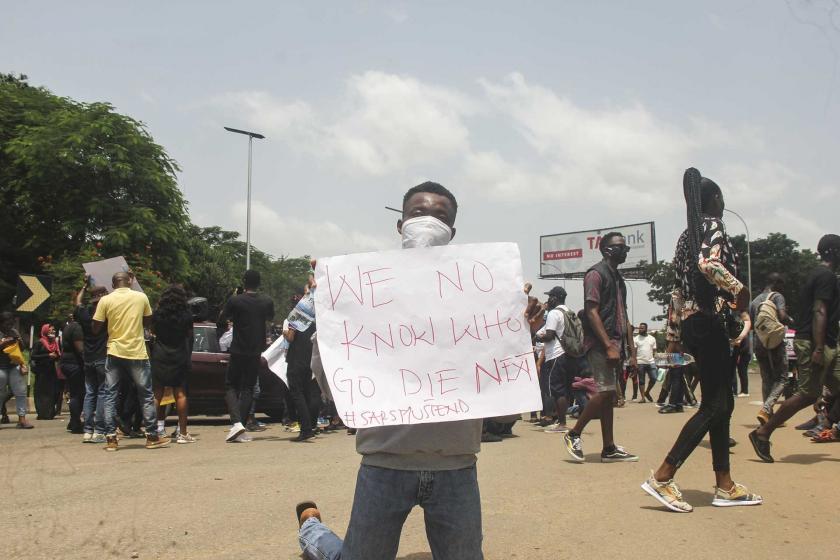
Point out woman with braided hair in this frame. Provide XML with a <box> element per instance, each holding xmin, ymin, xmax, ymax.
<box><xmin>641</xmin><ymin>168</ymin><xmax>762</xmax><ymax>512</ymax></box>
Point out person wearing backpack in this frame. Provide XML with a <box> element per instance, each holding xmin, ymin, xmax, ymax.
<box><xmin>534</xmin><ymin>286</ymin><xmax>587</xmax><ymax>432</ymax></box>
<box><xmin>749</xmin><ymin>273</ymin><xmax>794</xmax><ymax>426</ymax></box>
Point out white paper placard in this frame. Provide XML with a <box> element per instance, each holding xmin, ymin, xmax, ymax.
<box><xmin>314</xmin><ymin>242</ymin><xmax>540</xmax><ymax>428</ymax></box>
<box><xmin>261</xmin><ymin>335</ymin><xmax>289</xmax><ymax>387</ymax></box>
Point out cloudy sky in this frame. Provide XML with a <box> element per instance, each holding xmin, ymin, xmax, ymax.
<box><xmin>3</xmin><ymin>1</ymin><xmax>839</xmax><ymax>324</ymax></box>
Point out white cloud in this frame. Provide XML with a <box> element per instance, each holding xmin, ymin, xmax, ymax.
<box><xmin>204</xmin><ymin>70</ymin><xmax>834</xmax><ymax>259</ymax></box>
<box><xmin>232</xmin><ymin>200</ymin><xmax>393</xmax><ymax>259</ymax></box>
<box><xmin>209</xmin><ymin>71</ymin><xmax>476</xmax><ymax>176</ymax></box>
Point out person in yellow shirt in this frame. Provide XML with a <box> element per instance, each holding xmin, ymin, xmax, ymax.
<box><xmin>92</xmin><ymin>272</ymin><xmax>170</xmax><ymax>451</ymax></box>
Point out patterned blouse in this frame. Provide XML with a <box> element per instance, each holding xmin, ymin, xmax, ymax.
<box><xmin>666</xmin><ymin>217</ymin><xmax>743</xmax><ymax>342</ymax></box>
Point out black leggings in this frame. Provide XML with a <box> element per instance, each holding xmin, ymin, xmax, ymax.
<box><xmin>666</xmin><ymin>313</ymin><xmax>734</xmax><ymax>472</ymax></box>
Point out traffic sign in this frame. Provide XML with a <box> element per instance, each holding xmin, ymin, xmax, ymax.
<box><xmin>16</xmin><ymin>274</ymin><xmax>52</xmax><ymax>314</ymax></box>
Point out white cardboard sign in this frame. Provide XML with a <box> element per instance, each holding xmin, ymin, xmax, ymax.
<box><xmin>314</xmin><ymin>242</ymin><xmax>540</xmax><ymax>428</ymax></box>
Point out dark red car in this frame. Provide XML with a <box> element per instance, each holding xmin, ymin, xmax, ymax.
<box><xmin>188</xmin><ymin>322</ymin><xmax>287</xmax><ymax>419</ymax></box>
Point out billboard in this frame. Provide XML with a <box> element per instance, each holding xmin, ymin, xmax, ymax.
<box><xmin>540</xmin><ymin>221</ymin><xmax>656</xmax><ymax>279</ymax></box>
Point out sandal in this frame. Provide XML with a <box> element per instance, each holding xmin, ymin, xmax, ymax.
<box><xmin>811</xmin><ymin>428</ymin><xmax>840</xmax><ymax>443</ymax></box>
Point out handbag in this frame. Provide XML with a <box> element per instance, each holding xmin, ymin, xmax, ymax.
<box><xmin>2</xmin><ymin>340</ymin><xmax>26</xmax><ymax>367</ymax></box>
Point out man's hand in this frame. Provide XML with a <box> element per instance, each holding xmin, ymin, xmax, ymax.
<box><xmin>812</xmin><ymin>348</ymin><xmax>825</xmax><ymax>367</ymax></box>
<box><xmin>628</xmin><ymin>355</ymin><xmax>637</xmax><ymax>369</ymax></box>
<box><xmin>735</xmin><ymin>286</ymin><xmax>750</xmax><ymax>313</ymax></box>
<box><xmin>606</xmin><ymin>345</ymin><xmax>620</xmax><ymax>367</ymax></box>
<box><xmin>20</xmin><ymin>364</ymin><xmax>28</xmax><ymax>374</ymax></box>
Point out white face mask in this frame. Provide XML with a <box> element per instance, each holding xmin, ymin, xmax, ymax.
<box><xmin>400</xmin><ymin>216</ymin><xmax>453</xmax><ymax>249</ymax></box>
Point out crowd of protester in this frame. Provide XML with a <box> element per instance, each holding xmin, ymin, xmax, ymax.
<box><xmin>1</xmin><ymin>178</ymin><xmax>839</xmax><ymax>558</ymax></box>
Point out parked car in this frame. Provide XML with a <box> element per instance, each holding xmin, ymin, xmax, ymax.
<box><xmin>188</xmin><ymin>322</ymin><xmax>288</xmax><ymax>419</ymax></box>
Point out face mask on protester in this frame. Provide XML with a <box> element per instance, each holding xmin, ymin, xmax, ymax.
<box><xmin>602</xmin><ymin>244</ymin><xmax>630</xmax><ymax>264</ymax></box>
<box><xmin>401</xmin><ymin>216</ymin><xmax>453</xmax><ymax>249</ymax></box>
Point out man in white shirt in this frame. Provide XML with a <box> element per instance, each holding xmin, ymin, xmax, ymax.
<box><xmin>633</xmin><ymin>322</ymin><xmax>658</xmax><ymax>402</ymax></box>
<box><xmin>535</xmin><ymin>287</ymin><xmax>588</xmax><ymax>432</ymax></box>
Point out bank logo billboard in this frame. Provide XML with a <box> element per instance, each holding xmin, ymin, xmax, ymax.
<box><xmin>539</xmin><ymin>221</ymin><xmax>656</xmax><ymax>279</ymax></box>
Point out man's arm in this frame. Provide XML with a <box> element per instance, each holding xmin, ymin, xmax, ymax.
<box><xmin>74</xmin><ymin>278</ymin><xmax>87</xmax><ymax>307</ymax></box>
<box><xmin>585</xmin><ymin>301</ymin><xmax>612</xmax><ymax>353</ymax></box>
<box><xmin>626</xmin><ymin>320</ymin><xmax>637</xmax><ymax>367</ymax></box>
<box><xmin>811</xmin><ymin>299</ymin><xmax>828</xmax><ymax>365</ymax></box>
<box><xmin>535</xmin><ymin>329</ymin><xmax>556</xmax><ymax>343</ymax></box>
<box><xmin>218</xmin><ymin>291</ymin><xmax>236</xmax><ymax>324</ymax></box>
<box><xmin>92</xmin><ymin>320</ymin><xmax>105</xmax><ymax>336</ymax></box>
<box><xmin>734</xmin><ymin>311</ymin><xmax>751</xmax><ymax>344</ymax></box>
<box><xmin>775</xmin><ymin>295</ymin><xmax>793</xmax><ymax>326</ymax></box>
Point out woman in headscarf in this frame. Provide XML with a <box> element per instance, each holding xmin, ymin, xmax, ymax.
<box><xmin>31</xmin><ymin>323</ymin><xmax>61</xmax><ymax>420</ymax></box>
<box><xmin>641</xmin><ymin>168</ymin><xmax>762</xmax><ymax>513</ymax></box>
<box><xmin>151</xmin><ymin>285</ymin><xmax>195</xmax><ymax>443</ymax></box>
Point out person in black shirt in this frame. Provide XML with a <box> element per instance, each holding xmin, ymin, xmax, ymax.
<box><xmin>151</xmin><ymin>285</ymin><xmax>195</xmax><ymax>443</ymax></box>
<box><xmin>286</xmin><ymin>278</ymin><xmax>320</xmax><ymax>442</ymax></box>
<box><xmin>75</xmin><ymin>280</ymin><xmax>109</xmax><ymax>442</ymax></box>
<box><xmin>60</xmin><ymin>313</ymin><xmax>85</xmax><ymax>434</ymax></box>
<box><xmin>219</xmin><ymin>270</ymin><xmax>274</xmax><ymax>442</ymax></box>
<box><xmin>750</xmin><ymin>234</ymin><xmax>840</xmax><ymax>462</ymax></box>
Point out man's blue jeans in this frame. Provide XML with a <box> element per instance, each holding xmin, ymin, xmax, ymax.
<box><xmin>103</xmin><ymin>356</ymin><xmax>157</xmax><ymax>436</ymax></box>
<box><xmin>299</xmin><ymin>464</ymin><xmax>483</xmax><ymax>560</ymax></box>
<box><xmin>84</xmin><ymin>359</ymin><xmax>107</xmax><ymax>434</ymax></box>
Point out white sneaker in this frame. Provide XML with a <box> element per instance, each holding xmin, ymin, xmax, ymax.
<box><xmin>82</xmin><ymin>433</ymin><xmax>93</xmax><ymax>443</ymax></box>
<box><xmin>226</xmin><ymin>422</ymin><xmax>246</xmax><ymax>443</ymax></box>
<box><xmin>177</xmin><ymin>433</ymin><xmax>196</xmax><ymax>444</ymax></box>
<box><xmin>544</xmin><ymin>423</ymin><xmax>569</xmax><ymax>433</ymax></box>
<box><xmin>90</xmin><ymin>433</ymin><xmax>106</xmax><ymax>444</ymax></box>
<box><xmin>235</xmin><ymin>432</ymin><xmax>253</xmax><ymax>443</ymax></box>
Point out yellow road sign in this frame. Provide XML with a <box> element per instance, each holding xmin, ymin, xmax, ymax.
<box><xmin>16</xmin><ymin>274</ymin><xmax>52</xmax><ymax>314</ymax></box>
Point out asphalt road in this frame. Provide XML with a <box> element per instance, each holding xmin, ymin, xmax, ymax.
<box><xmin>1</xmin><ymin>372</ymin><xmax>838</xmax><ymax>560</ymax></box>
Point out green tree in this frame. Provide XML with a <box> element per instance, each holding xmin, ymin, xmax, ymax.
<box><xmin>644</xmin><ymin>259</ymin><xmax>676</xmax><ymax>321</ymax></box>
<box><xmin>0</xmin><ymin>74</ymin><xmax>191</xmax><ymax>307</ymax></box>
<box><xmin>729</xmin><ymin>233</ymin><xmax>820</xmax><ymax>321</ymax></box>
<box><xmin>182</xmin><ymin>225</ymin><xmax>311</xmax><ymax>321</ymax></box>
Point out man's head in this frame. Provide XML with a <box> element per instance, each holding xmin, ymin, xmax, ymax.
<box><xmin>112</xmin><ymin>271</ymin><xmax>131</xmax><ymax>289</ymax></box>
<box><xmin>545</xmin><ymin>286</ymin><xmax>567</xmax><ymax>307</ymax></box>
<box><xmin>599</xmin><ymin>232</ymin><xmax>629</xmax><ymax>266</ymax></box>
<box><xmin>398</xmin><ymin>181</ymin><xmax>457</xmax><ymax>247</ymax></box>
<box><xmin>243</xmin><ymin>269</ymin><xmax>261</xmax><ymax>290</ymax></box>
<box><xmin>89</xmin><ymin>285</ymin><xmax>108</xmax><ymax>306</ymax></box>
<box><xmin>638</xmin><ymin>322</ymin><xmax>648</xmax><ymax>336</ymax></box>
<box><xmin>817</xmin><ymin>234</ymin><xmax>840</xmax><ymax>269</ymax></box>
<box><xmin>524</xmin><ymin>282</ymin><xmax>533</xmax><ymax>295</ymax></box>
<box><xmin>766</xmin><ymin>272</ymin><xmax>785</xmax><ymax>292</ymax></box>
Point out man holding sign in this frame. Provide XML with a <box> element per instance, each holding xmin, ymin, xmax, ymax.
<box><xmin>296</xmin><ymin>182</ymin><xmax>538</xmax><ymax>559</ymax></box>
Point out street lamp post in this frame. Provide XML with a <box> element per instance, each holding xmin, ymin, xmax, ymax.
<box><xmin>224</xmin><ymin>126</ymin><xmax>265</xmax><ymax>271</ymax></box>
<box><xmin>724</xmin><ymin>208</ymin><xmax>751</xmax><ymax>298</ymax></box>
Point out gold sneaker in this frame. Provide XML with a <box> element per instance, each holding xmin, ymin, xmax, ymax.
<box><xmin>712</xmin><ymin>483</ymin><xmax>763</xmax><ymax>507</ymax></box>
<box><xmin>641</xmin><ymin>472</ymin><xmax>693</xmax><ymax>513</ymax></box>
